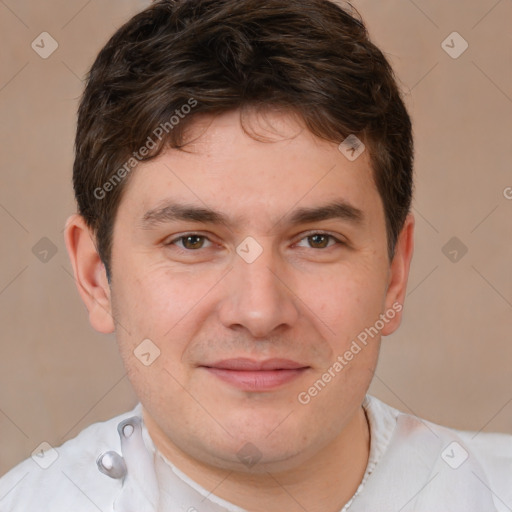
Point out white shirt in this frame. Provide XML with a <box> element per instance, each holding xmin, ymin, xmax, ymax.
<box><xmin>1</xmin><ymin>395</ymin><xmax>511</xmax><ymax>511</ymax></box>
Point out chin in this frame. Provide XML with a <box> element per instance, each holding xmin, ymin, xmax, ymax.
<box><xmin>189</xmin><ymin>426</ymin><xmax>316</xmax><ymax>474</ymax></box>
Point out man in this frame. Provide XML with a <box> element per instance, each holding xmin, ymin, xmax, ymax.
<box><xmin>0</xmin><ymin>0</ymin><xmax>510</xmax><ymax>510</ymax></box>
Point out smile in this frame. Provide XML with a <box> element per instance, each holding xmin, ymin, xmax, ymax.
<box><xmin>201</xmin><ymin>358</ymin><xmax>310</xmax><ymax>391</ymax></box>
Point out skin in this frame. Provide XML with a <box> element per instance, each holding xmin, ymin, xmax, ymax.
<box><xmin>65</xmin><ymin>108</ymin><xmax>414</xmax><ymax>512</ymax></box>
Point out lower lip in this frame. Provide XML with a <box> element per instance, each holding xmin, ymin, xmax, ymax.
<box><xmin>204</xmin><ymin>367</ymin><xmax>308</xmax><ymax>391</ymax></box>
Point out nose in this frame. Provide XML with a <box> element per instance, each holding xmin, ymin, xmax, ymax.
<box><xmin>217</xmin><ymin>243</ymin><xmax>300</xmax><ymax>338</ymax></box>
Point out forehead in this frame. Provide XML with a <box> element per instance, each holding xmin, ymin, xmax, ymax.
<box><xmin>117</xmin><ymin>109</ymin><xmax>381</xmax><ymax>229</ymax></box>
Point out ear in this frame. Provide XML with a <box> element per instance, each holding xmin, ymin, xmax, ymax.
<box><xmin>381</xmin><ymin>212</ymin><xmax>414</xmax><ymax>336</ymax></box>
<box><xmin>64</xmin><ymin>214</ymin><xmax>115</xmax><ymax>334</ymax></box>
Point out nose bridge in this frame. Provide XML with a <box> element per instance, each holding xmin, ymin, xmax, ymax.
<box><xmin>217</xmin><ymin>240</ymin><xmax>299</xmax><ymax>337</ymax></box>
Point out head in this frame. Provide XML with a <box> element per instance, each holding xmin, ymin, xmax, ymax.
<box><xmin>65</xmin><ymin>0</ymin><xmax>414</xmax><ymax>474</ymax></box>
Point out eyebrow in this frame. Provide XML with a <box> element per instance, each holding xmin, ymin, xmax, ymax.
<box><xmin>140</xmin><ymin>199</ymin><xmax>364</xmax><ymax>231</ymax></box>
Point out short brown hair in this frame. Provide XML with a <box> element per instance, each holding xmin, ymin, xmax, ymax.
<box><xmin>73</xmin><ymin>0</ymin><xmax>413</xmax><ymax>281</ymax></box>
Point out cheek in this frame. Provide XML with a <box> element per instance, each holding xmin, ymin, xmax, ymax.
<box><xmin>308</xmin><ymin>264</ymin><xmax>388</xmax><ymax>342</ymax></box>
<box><xmin>110</xmin><ymin>261</ymin><xmax>226</xmax><ymax>387</ymax></box>
<box><xmin>110</xmin><ymin>268</ymin><xmax>196</xmax><ymax>411</ymax></box>
<box><xmin>113</xmin><ymin>261</ymin><xmax>204</xmax><ymax>337</ymax></box>
<box><xmin>299</xmin><ymin>274</ymin><xmax>384</xmax><ymax>418</ymax></box>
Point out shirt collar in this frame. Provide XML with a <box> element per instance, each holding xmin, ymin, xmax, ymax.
<box><xmin>136</xmin><ymin>394</ymin><xmax>399</xmax><ymax>512</ymax></box>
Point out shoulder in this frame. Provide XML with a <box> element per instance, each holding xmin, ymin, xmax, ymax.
<box><xmin>364</xmin><ymin>395</ymin><xmax>512</xmax><ymax>511</ymax></box>
<box><xmin>456</xmin><ymin>427</ymin><xmax>512</xmax><ymax>507</ymax></box>
<box><xmin>0</xmin><ymin>404</ymin><xmax>142</xmax><ymax>512</ymax></box>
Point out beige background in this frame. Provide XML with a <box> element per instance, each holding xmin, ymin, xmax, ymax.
<box><xmin>0</xmin><ymin>0</ymin><xmax>511</xmax><ymax>476</ymax></box>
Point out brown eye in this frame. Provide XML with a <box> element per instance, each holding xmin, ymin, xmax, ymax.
<box><xmin>307</xmin><ymin>234</ymin><xmax>330</xmax><ymax>249</ymax></box>
<box><xmin>167</xmin><ymin>234</ymin><xmax>212</xmax><ymax>251</ymax></box>
<box><xmin>296</xmin><ymin>232</ymin><xmax>341</xmax><ymax>249</ymax></box>
<box><xmin>180</xmin><ymin>235</ymin><xmax>205</xmax><ymax>250</ymax></box>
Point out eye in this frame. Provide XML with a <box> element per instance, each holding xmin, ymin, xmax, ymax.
<box><xmin>167</xmin><ymin>234</ymin><xmax>213</xmax><ymax>251</ymax></box>
<box><xmin>295</xmin><ymin>232</ymin><xmax>344</xmax><ymax>249</ymax></box>
<box><xmin>164</xmin><ymin>232</ymin><xmax>344</xmax><ymax>253</ymax></box>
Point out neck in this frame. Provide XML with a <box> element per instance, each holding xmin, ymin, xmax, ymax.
<box><xmin>144</xmin><ymin>406</ymin><xmax>371</xmax><ymax>512</ymax></box>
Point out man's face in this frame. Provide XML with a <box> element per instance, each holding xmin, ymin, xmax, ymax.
<box><xmin>105</xmin><ymin>109</ymin><xmax>406</xmax><ymax>472</ymax></box>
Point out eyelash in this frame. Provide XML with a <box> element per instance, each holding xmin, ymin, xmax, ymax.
<box><xmin>165</xmin><ymin>231</ymin><xmax>345</xmax><ymax>252</ymax></box>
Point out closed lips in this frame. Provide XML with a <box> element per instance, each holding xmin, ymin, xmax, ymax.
<box><xmin>203</xmin><ymin>358</ymin><xmax>309</xmax><ymax>371</ymax></box>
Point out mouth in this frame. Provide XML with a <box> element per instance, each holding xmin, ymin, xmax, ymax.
<box><xmin>200</xmin><ymin>358</ymin><xmax>310</xmax><ymax>391</ymax></box>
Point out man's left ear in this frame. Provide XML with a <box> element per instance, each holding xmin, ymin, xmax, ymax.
<box><xmin>381</xmin><ymin>212</ymin><xmax>414</xmax><ymax>336</ymax></box>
